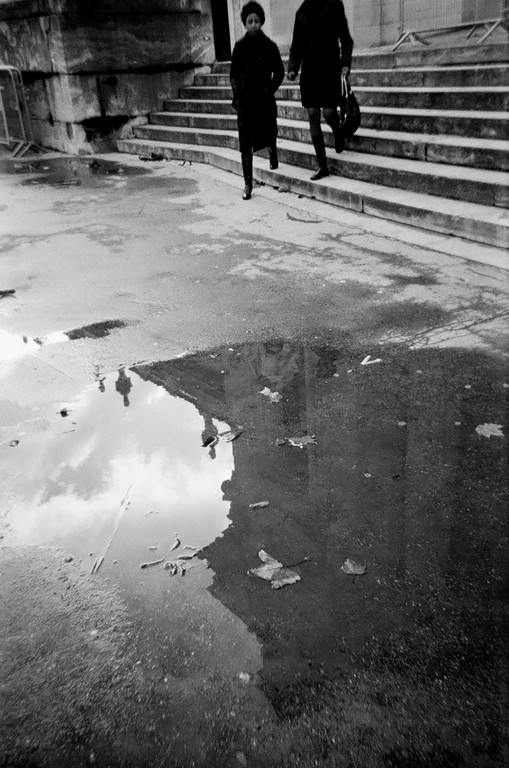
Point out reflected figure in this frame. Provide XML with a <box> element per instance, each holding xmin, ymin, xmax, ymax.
<box><xmin>115</xmin><ymin>367</ymin><xmax>132</xmax><ymax>407</ymax></box>
<box><xmin>94</xmin><ymin>366</ymin><xmax>106</xmax><ymax>393</ymax></box>
<box><xmin>202</xmin><ymin>414</ymin><xmax>218</xmax><ymax>460</ymax></box>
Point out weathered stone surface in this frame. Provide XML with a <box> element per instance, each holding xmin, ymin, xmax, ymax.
<box><xmin>30</xmin><ymin>114</ymin><xmax>90</xmax><ymax>152</ymax></box>
<box><xmin>0</xmin><ymin>1</ymin><xmax>203</xmax><ymax>21</ymax></box>
<box><xmin>98</xmin><ymin>70</ymin><xmax>196</xmax><ymax>116</ymax></box>
<box><xmin>24</xmin><ymin>73</ymin><xmax>100</xmax><ymax>121</ymax></box>
<box><xmin>0</xmin><ymin>17</ymin><xmax>53</xmax><ymax>71</ymax></box>
<box><xmin>48</xmin><ymin>13</ymin><xmax>214</xmax><ymax>73</ymax></box>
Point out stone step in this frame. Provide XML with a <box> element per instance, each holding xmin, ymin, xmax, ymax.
<box><xmin>198</xmin><ymin>63</ymin><xmax>509</xmax><ymax>89</ymax></box>
<box><xmin>180</xmin><ymin>84</ymin><xmax>509</xmax><ymax>111</ymax></box>
<box><xmin>150</xmin><ymin>111</ymin><xmax>509</xmax><ymax>171</ymax></box>
<box><xmin>163</xmin><ymin>99</ymin><xmax>509</xmax><ymax>140</ymax></box>
<box><xmin>133</xmin><ymin>123</ymin><xmax>508</xmax><ymax>207</ymax></box>
<box><xmin>212</xmin><ymin>42</ymin><xmax>509</xmax><ymax>73</ymax></box>
<box><xmin>117</xmin><ymin>137</ymin><xmax>509</xmax><ymax>249</ymax></box>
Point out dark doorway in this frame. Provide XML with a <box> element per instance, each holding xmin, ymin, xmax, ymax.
<box><xmin>210</xmin><ymin>0</ymin><xmax>232</xmax><ymax>61</ymax></box>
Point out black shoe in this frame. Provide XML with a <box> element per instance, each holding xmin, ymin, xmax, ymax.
<box><xmin>242</xmin><ymin>183</ymin><xmax>252</xmax><ymax>200</ymax></box>
<box><xmin>310</xmin><ymin>167</ymin><xmax>329</xmax><ymax>181</ymax></box>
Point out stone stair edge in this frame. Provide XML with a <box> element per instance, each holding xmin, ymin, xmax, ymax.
<box><xmin>116</xmin><ymin>138</ymin><xmax>508</xmax><ymax>248</ymax></box>
<box><xmin>164</xmin><ymin>99</ymin><xmax>509</xmax><ymax>120</ymax></box>
<box><xmin>148</xmin><ymin>113</ymin><xmax>509</xmax><ymax>148</ymax></box>
<box><xmin>134</xmin><ymin>124</ymin><xmax>509</xmax><ymax>183</ymax></box>
<box><xmin>145</xmin><ymin>118</ymin><xmax>509</xmax><ymax>154</ymax></box>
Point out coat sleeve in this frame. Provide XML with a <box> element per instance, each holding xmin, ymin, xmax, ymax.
<box><xmin>230</xmin><ymin>42</ymin><xmax>241</xmax><ymax>107</ymax></box>
<box><xmin>288</xmin><ymin>13</ymin><xmax>303</xmax><ymax>75</ymax></box>
<box><xmin>271</xmin><ymin>42</ymin><xmax>285</xmax><ymax>93</ymax></box>
<box><xmin>337</xmin><ymin>1</ymin><xmax>353</xmax><ymax>69</ymax></box>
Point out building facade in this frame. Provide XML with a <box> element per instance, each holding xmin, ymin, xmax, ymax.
<box><xmin>0</xmin><ymin>0</ymin><xmax>505</xmax><ymax>153</ymax></box>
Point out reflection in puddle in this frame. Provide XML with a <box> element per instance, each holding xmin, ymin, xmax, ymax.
<box><xmin>3</xmin><ymin>340</ymin><xmax>508</xmax><ymax>726</ymax></box>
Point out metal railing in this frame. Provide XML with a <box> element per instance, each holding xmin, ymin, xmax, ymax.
<box><xmin>0</xmin><ymin>66</ymin><xmax>37</xmax><ymax>156</ymax></box>
<box><xmin>394</xmin><ymin>0</ymin><xmax>508</xmax><ymax>49</ymax></box>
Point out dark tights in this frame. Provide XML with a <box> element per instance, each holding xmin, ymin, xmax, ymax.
<box><xmin>307</xmin><ymin>107</ymin><xmax>338</xmax><ymax>143</ymax></box>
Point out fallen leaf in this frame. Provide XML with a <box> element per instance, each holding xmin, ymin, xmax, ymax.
<box><xmin>341</xmin><ymin>558</ymin><xmax>367</xmax><ymax>576</ymax></box>
<box><xmin>475</xmin><ymin>423</ymin><xmax>504</xmax><ymax>438</ymax></box>
<box><xmin>249</xmin><ymin>501</ymin><xmax>270</xmax><ymax>509</ymax></box>
<box><xmin>140</xmin><ymin>558</ymin><xmax>164</xmax><ymax>569</ymax></box>
<box><xmin>170</xmin><ymin>535</ymin><xmax>180</xmax><ymax>551</ymax></box>
<box><xmin>248</xmin><ymin>550</ymin><xmax>301</xmax><ymax>590</ymax></box>
<box><xmin>271</xmin><ymin>566</ymin><xmax>301</xmax><ymax>590</ymax></box>
<box><xmin>259</xmin><ymin>387</ymin><xmax>282</xmax><ymax>403</ymax></box>
<box><xmin>249</xmin><ymin>550</ymin><xmax>282</xmax><ymax>581</ymax></box>
<box><xmin>361</xmin><ymin>355</ymin><xmax>382</xmax><ymax>366</ymax></box>
<box><xmin>9</xmin><ymin>440</ymin><xmax>19</xmax><ymax>447</ymax></box>
<box><xmin>288</xmin><ymin>435</ymin><xmax>317</xmax><ymax>448</ymax></box>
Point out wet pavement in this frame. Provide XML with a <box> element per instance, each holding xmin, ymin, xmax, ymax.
<box><xmin>0</xmin><ymin>153</ymin><xmax>508</xmax><ymax>767</ymax></box>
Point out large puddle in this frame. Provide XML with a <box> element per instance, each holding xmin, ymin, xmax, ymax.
<box><xmin>2</xmin><ymin>339</ymin><xmax>508</xmax><ymax>713</ymax></box>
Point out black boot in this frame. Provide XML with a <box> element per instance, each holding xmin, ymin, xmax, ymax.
<box><xmin>331</xmin><ymin>115</ymin><xmax>345</xmax><ymax>153</ymax></box>
<box><xmin>268</xmin><ymin>144</ymin><xmax>278</xmax><ymax>170</ymax></box>
<box><xmin>241</xmin><ymin>152</ymin><xmax>253</xmax><ymax>200</ymax></box>
<box><xmin>310</xmin><ymin>134</ymin><xmax>329</xmax><ymax>180</ymax></box>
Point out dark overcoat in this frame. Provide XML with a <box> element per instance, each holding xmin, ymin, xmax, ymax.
<box><xmin>230</xmin><ymin>31</ymin><xmax>284</xmax><ymax>154</ymax></box>
<box><xmin>288</xmin><ymin>0</ymin><xmax>353</xmax><ymax>108</ymax></box>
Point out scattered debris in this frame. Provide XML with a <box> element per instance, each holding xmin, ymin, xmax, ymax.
<box><xmin>176</xmin><ymin>550</ymin><xmax>197</xmax><ymax>561</ymax></box>
<box><xmin>164</xmin><ymin>561</ymin><xmax>178</xmax><ymax>575</ymax></box>
<box><xmin>170</xmin><ymin>534</ymin><xmax>181</xmax><ymax>551</ymax></box>
<box><xmin>398</xmin><ymin>421</ymin><xmax>406</xmax><ymax>427</ymax></box>
<box><xmin>89</xmin><ymin>629</ymin><xmax>99</xmax><ymax>637</ymax></box>
<box><xmin>63</xmin><ymin>555</ymin><xmax>73</xmax><ymax>563</ymax></box>
<box><xmin>239</xmin><ymin>672</ymin><xmax>253</xmax><ymax>683</ymax></box>
<box><xmin>475</xmin><ymin>423</ymin><xmax>504</xmax><ymax>438</ymax></box>
<box><xmin>341</xmin><ymin>558</ymin><xmax>367</xmax><ymax>576</ymax></box>
<box><xmin>259</xmin><ymin>386</ymin><xmax>282</xmax><ymax>403</ymax></box>
<box><xmin>288</xmin><ymin>435</ymin><xmax>317</xmax><ymax>448</ymax></box>
<box><xmin>140</xmin><ymin>558</ymin><xmax>165</xmax><ymax>569</ymax></box>
<box><xmin>364</xmin><ymin>473</ymin><xmax>372</xmax><ymax>478</ymax></box>
<box><xmin>249</xmin><ymin>501</ymin><xmax>270</xmax><ymax>509</ymax></box>
<box><xmin>0</xmin><ymin>289</ymin><xmax>16</xmax><ymax>298</ymax></box>
<box><xmin>220</xmin><ymin>428</ymin><xmax>244</xmax><ymax>443</ymax></box>
<box><xmin>361</xmin><ymin>355</ymin><xmax>382</xmax><ymax>366</ymax></box>
<box><xmin>465</xmin><ymin>384</ymin><xmax>472</xmax><ymax>390</ymax></box>
<box><xmin>178</xmin><ymin>563</ymin><xmax>186</xmax><ymax>576</ymax></box>
<box><xmin>139</xmin><ymin>152</ymin><xmax>165</xmax><ymax>162</ymax></box>
<box><xmin>248</xmin><ymin>550</ymin><xmax>302</xmax><ymax>590</ymax></box>
<box><xmin>59</xmin><ymin>408</ymin><xmax>70</xmax><ymax>417</ymax></box>
<box><xmin>275</xmin><ymin>438</ymin><xmax>287</xmax><ymax>446</ymax></box>
<box><xmin>148</xmin><ymin>546</ymin><xmax>158</xmax><ymax>551</ymax></box>
<box><xmin>145</xmin><ymin>509</ymin><xmax>158</xmax><ymax>516</ymax></box>
<box><xmin>91</xmin><ymin>555</ymin><xmax>104</xmax><ymax>574</ymax></box>
<box><xmin>286</xmin><ymin>211</ymin><xmax>322</xmax><ymax>223</ymax></box>
<box><xmin>9</xmin><ymin>440</ymin><xmax>19</xmax><ymax>447</ymax></box>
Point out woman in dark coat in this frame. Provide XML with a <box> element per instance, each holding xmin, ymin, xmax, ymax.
<box><xmin>230</xmin><ymin>2</ymin><xmax>285</xmax><ymax>200</ymax></box>
<box><xmin>288</xmin><ymin>0</ymin><xmax>353</xmax><ymax>180</ymax></box>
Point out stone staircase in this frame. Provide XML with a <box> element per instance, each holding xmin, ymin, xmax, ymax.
<box><xmin>118</xmin><ymin>42</ymin><xmax>509</xmax><ymax>249</ymax></box>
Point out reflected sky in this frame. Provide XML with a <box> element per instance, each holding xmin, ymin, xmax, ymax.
<box><xmin>8</xmin><ymin>369</ymin><xmax>235</xmax><ymax>572</ymax></box>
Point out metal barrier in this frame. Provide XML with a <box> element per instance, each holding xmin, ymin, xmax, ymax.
<box><xmin>393</xmin><ymin>0</ymin><xmax>508</xmax><ymax>50</ymax></box>
<box><xmin>0</xmin><ymin>66</ymin><xmax>39</xmax><ymax>157</ymax></box>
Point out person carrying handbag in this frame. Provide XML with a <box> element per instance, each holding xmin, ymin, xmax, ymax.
<box><xmin>288</xmin><ymin>0</ymin><xmax>353</xmax><ymax>180</ymax></box>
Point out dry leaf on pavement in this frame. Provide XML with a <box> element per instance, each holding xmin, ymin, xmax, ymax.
<box><xmin>475</xmin><ymin>423</ymin><xmax>504</xmax><ymax>438</ymax></box>
<box><xmin>341</xmin><ymin>558</ymin><xmax>367</xmax><ymax>576</ymax></box>
<box><xmin>259</xmin><ymin>387</ymin><xmax>282</xmax><ymax>403</ymax></box>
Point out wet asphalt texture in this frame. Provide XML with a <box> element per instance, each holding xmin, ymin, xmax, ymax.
<box><xmin>0</xmin><ymin>153</ymin><xmax>508</xmax><ymax>768</ymax></box>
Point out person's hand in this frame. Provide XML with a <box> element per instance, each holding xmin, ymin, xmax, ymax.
<box><xmin>341</xmin><ymin>66</ymin><xmax>350</xmax><ymax>77</ymax></box>
<box><xmin>287</xmin><ymin>71</ymin><xmax>297</xmax><ymax>81</ymax></box>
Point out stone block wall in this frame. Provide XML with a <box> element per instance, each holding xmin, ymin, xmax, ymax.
<box><xmin>0</xmin><ymin>0</ymin><xmax>215</xmax><ymax>152</ymax></box>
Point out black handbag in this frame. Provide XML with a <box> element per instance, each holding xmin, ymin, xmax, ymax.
<box><xmin>340</xmin><ymin>74</ymin><xmax>361</xmax><ymax>138</ymax></box>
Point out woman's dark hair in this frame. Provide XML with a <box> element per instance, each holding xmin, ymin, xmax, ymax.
<box><xmin>241</xmin><ymin>1</ymin><xmax>265</xmax><ymax>26</ymax></box>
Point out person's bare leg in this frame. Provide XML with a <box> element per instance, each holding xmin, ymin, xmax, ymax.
<box><xmin>307</xmin><ymin>107</ymin><xmax>329</xmax><ymax>180</ymax></box>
